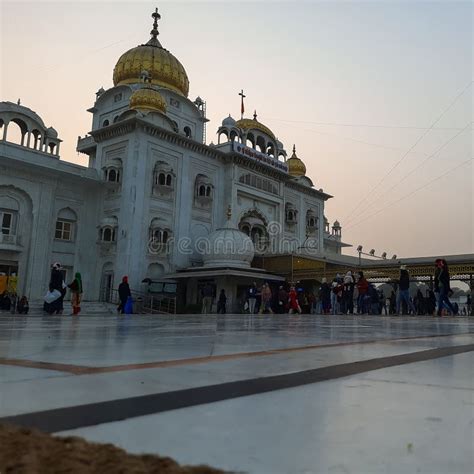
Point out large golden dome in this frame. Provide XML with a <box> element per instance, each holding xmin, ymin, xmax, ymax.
<box><xmin>130</xmin><ymin>87</ymin><xmax>167</xmax><ymax>113</ymax></box>
<box><xmin>113</xmin><ymin>9</ymin><xmax>189</xmax><ymax>97</ymax></box>
<box><xmin>287</xmin><ymin>145</ymin><xmax>307</xmax><ymax>177</ymax></box>
<box><xmin>235</xmin><ymin>114</ymin><xmax>276</xmax><ymax>141</ymax></box>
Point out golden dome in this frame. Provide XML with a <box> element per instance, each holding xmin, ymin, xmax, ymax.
<box><xmin>287</xmin><ymin>145</ymin><xmax>306</xmax><ymax>177</ymax></box>
<box><xmin>113</xmin><ymin>10</ymin><xmax>189</xmax><ymax>97</ymax></box>
<box><xmin>235</xmin><ymin>113</ymin><xmax>276</xmax><ymax>141</ymax></box>
<box><xmin>129</xmin><ymin>87</ymin><xmax>167</xmax><ymax>113</ymax></box>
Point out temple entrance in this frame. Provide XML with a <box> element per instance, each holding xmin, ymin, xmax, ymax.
<box><xmin>100</xmin><ymin>263</ymin><xmax>114</xmax><ymax>302</ymax></box>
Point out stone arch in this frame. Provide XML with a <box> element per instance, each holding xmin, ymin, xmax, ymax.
<box><xmin>147</xmin><ymin>263</ymin><xmax>165</xmax><ymax>280</ymax></box>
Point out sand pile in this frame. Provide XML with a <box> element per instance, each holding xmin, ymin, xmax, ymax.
<box><xmin>0</xmin><ymin>424</ymin><xmax>226</xmax><ymax>474</ymax></box>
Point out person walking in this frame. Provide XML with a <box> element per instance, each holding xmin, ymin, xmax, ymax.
<box><xmin>118</xmin><ymin>276</ymin><xmax>131</xmax><ymax>314</ymax></box>
<box><xmin>201</xmin><ymin>282</ymin><xmax>214</xmax><ymax>314</ymax></box>
<box><xmin>247</xmin><ymin>282</ymin><xmax>258</xmax><ymax>314</ymax></box>
<box><xmin>434</xmin><ymin>259</ymin><xmax>456</xmax><ymax>316</ymax></box>
<box><xmin>396</xmin><ymin>266</ymin><xmax>416</xmax><ymax>315</ymax></box>
<box><xmin>45</xmin><ymin>262</ymin><xmax>65</xmax><ymax>315</ymax></box>
<box><xmin>341</xmin><ymin>271</ymin><xmax>355</xmax><ymax>315</ymax></box>
<box><xmin>319</xmin><ymin>278</ymin><xmax>331</xmax><ymax>314</ymax></box>
<box><xmin>415</xmin><ymin>289</ymin><xmax>425</xmax><ymax>315</ymax></box>
<box><xmin>217</xmin><ymin>289</ymin><xmax>227</xmax><ymax>314</ymax></box>
<box><xmin>67</xmin><ymin>272</ymin><xmax>83</xmax><ymax>315</ymax></box>
<box><xmin>368</xmin><ymin>284</ymin><xmax>380</xmax><ymax>315</ymax></box>
<box><xmin>277</xmin><ymin>286</ymin><xmax>288</xmax><ymax>313</ymax></box>
<box><xmin>259</xmin><ymin>283</ymin><xmax>274</xmax><ymax>314</ymax></box>
<box><xmin>331</xmin><ymin>274</ymin><xmax>343</xmax><ymax>315</ymax></box>
<box><xmin>288</xmin><ymin>286</ymin><xmax>302</xmax><ymax>314</ymax></box>
<box><xmin>16</xmin><ymin>296</ymin><xmax>29</xmax><ymax>314</ymax></box>
<box><xmin>425</xmin><ymin>289</ymin><xmax>436</xmax><ymax>315</ymax></box>
<box><xmin>356</xmin><ymin>271</ymin><xmax>369</xmax><ymax>314</ymax></box>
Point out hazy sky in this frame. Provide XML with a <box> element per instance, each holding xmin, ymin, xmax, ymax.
<box><xmin>1</xmin><ymin>1</ymin><xmax>472</xmax><ymax>258</ymax></box>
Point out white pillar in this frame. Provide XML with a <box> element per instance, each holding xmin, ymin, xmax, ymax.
<box><xmin>2</xmin><ymin>122</ymin><xmax>8</xmax><ymax>141</ymax></box>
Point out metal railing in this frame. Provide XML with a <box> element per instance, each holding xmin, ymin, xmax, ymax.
<box><xmin>107</xmin><ymin>288</ymin><xmax>176</xmax><ymax>314</ymax></box>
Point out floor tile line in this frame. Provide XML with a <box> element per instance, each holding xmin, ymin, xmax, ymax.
<box><xmin>1</xmin><ymin>331</ymin><xmax>473</xmax><ymax>375</ymax></box>
<box><xmin>2</xmin><ymin>343</ymin><xmax>473</xmax><ymax>434</ymax></box>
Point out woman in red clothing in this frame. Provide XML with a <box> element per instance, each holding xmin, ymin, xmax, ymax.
<box><xmin>288</xmin><ymin>286</ymin><xmax>302</xmax><ymax>314</ymax></box>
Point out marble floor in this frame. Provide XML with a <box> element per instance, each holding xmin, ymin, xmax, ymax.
<box><xmin>1</xmin><ymin>313</ymin><xmax>473</xmax><ymax>473</ymax></box>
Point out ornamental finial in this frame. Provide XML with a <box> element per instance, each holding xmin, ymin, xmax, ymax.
<box><xmin>292</xmin><ymin>144</ymin><xmax>296</xmax><ymax>154</ymax></box>
<box><xmin>253</xmin><ymin>110</ymin><xmax>257</xmax><ymax>120</ymax></box>
<box><xmin>226</xmin><ymin>205</ymin><xmax>232</xmax><ymax>220</ymax></box>
<box><xmin>147</xmin><ymin>8</ymin><xmax>162</xmax><ymax>47</ymax></box>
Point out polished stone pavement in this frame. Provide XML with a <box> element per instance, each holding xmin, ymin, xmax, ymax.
<box><xmin>1</xmin><ymin>313</ymin><xmax>473</xmax><ymax>473</ymax></box>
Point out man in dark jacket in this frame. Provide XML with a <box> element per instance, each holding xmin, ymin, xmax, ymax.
<box><xmin>118</xmin><ymin>276</ymin><xmax>131</xmax><ymax>314</ymax></box>
<box><xmin>396</xmin><ymin>266</ymin><xmax>416</xmax><ymax>315</ymax></box>
<box><xmin>434</xmin><ymin>259</ymin><xmax>456</xmax><ymax>316</ymax></box>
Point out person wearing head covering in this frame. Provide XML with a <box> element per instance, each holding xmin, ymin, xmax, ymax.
<box><xmin>45</xmin><ymin>262</ymin><xmax>65</xmax><ymax>315</ymax></box>
<box><xmin>341</xmin><ymin>271</ymin><xmax>355</xmax><ymax>315</ymax></box>
<box><xmin>434</xmin><ymin>259</ymin><xmax>457</xmax><ymax>316</ymax></box>
<box><xmin>67</xmin><ymin>272</ymin><xmax>83</xmax><ymax>315</ymax></box>
<box><xmin>118</xmin><ymin>276</ymin><xmax>131</xmax><ymax>314</ymax></box>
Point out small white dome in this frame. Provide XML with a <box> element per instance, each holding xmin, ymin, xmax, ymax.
<box><xmin>202</xmin><ymin>227</ymin><xmax>254</xmax><ymax>268</ymax></box>
<box><xmin>47</xmin><ymin>126</ymin><xmax>58</xmax><ymax>138</ymax></box>
<box><xmin>222</xmin><ymin>115</ymin><xmax>236</xmax><ymax>127</ymax></box>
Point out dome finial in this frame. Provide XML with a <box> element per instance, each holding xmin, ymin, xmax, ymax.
<box><xmin>226</xmin><ymin>204</ymin><xmax>232</xmax><ymax>221</ymax></box>
<box><xmin>253</xmin><ymin>110</ymin><xmax>258</xmax><ymax>120</ymax></box>
<box><xmin>292</xmin><ymin>144</ymin><xmax>296</xmax><ymax>154</ymax></box>
<box><xmin>147</xmin><ymin>7</ymin><xmax>162</xmax><ymax>47</ymax></box>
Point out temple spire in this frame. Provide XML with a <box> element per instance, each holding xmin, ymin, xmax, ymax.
<box><xmin>147</xmin><ymin>7</ymin><xmax>162</xmax><ymax>47</ymax></box>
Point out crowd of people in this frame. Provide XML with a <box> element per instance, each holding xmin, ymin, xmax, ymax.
<box><xmin>200</xmin><ymin>259</ymin><xmax>473</xmax><ymax>317</ymax></box>
<box><xmin>1</xmin><ymin>259</ymin><xmax>473</xmax><ymax>317</ymax></box>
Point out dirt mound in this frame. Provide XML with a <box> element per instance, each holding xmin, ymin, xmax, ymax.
<box><xmin>0</xmin><ymin>424</ymin><xmax>226</xmax><ymax>474</ymax></box>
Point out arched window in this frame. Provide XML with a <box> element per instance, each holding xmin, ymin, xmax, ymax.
<box><xmin>113</xmin><ymin>116</ymin><xmax>119</xmax><ymax>123</ymax></box>
<box><xmin>103</xmin><ymin>228</ymin><xmax>113</xmax><ymax>241</ymax></box>
<box><xmin>108</xmin><ymin>169</ymin><xmax>117</xmax><ymax>182</ymax></box>
<box><xmin>184</xmin><ymin>126</ymin><xmax>192</xmax><ymax>138</ymax></box>
<box><xmin>149</xmin><ymin>220</ymin><xmax>172</xmax><ymax>254</ymax></box>
<box><xmin>285</xmin><ymin>204</ymin><xmax>298</xmax><ymax>224</ymax></box>
<box><xmin>238</xmin><ymin>210</ymin><xmax>269</xmax><ymax>253</ymax></box>
<box><xmin>152</xmin><ymin>163</ymin><xmax>175</xmax><ymax>196</ymax></box>
<box><xmin>241</xmin><ymin>224</ymin><xmax>250</xmax><ymax>236</ymax></box>
<box><xmin>103</xmin><ymin>119</ymin><xmax>109</xmax><ymax>127</ymax></box>
<box><xmin>99</xmin><ymin>216</ymin><xmax>118</xmax><ymax>243</ymax></box>
<box><xmin>55</xmin><ymin>208</ymin><xmax>77</xmax><ymax>242</ymax></box>
<box><xmin>5</xmin><ymin>119</ymin><xmax>28</xmax><ymax>146</ymax></box>
<box><xmin>194</xmin><ymin>174</ymin><xmax>213</xmax><ymax>206</ymax></box>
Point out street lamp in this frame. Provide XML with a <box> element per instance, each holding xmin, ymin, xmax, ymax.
<box><xmin>357</xmin><ymin>246</ymin><xmax>391</xmax><ymax>265</ymax></box>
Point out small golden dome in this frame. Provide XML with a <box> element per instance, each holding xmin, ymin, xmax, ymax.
<box><xmin>287</xmin><ymin>145</ymin><xmax>306</xmax><ymax>177</ymax></box>
<box><xmin>129</xmin><ymin>87</ymin><xmax>167</xmax><ymax>113</ymax></box>
<box><xmin>235</xmin><ymin>113</ymin><xmax>276</xmax><ymax>141</ymax></box>
<box><xmin>113</xmin><ymin>10</ymin><xmax>189</xmax><ymax>97</ymax></box>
